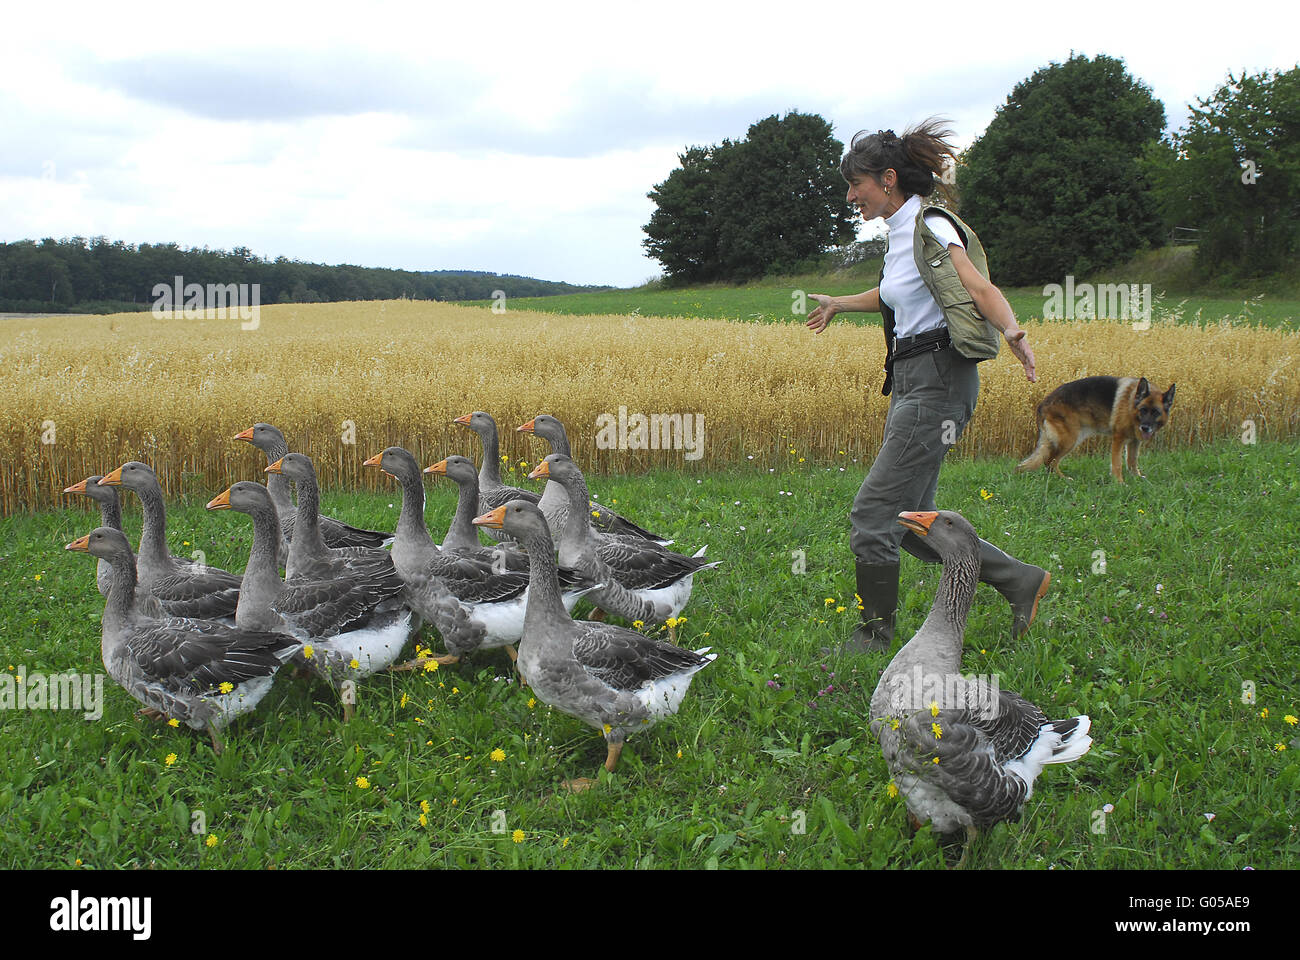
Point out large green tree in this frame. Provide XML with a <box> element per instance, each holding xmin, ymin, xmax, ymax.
<box><xmin>643</xmin><ymin>111</ymin><xmax>855</xmax><ymax>284</ymax></box>
<box><xmin>1143</xmin><ymin>67</ymin><xmax>1300</xmax><ymax>280</ymax></box>
<box><xmin>961</xmin><ymin>53</ymin><xmax>1167</xmax><ymax>285</ymax></box>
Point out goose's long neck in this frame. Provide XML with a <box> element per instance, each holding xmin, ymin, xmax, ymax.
<box><xmin>395</xmin><ymin>468</ymin><xmax>437</xmax><ymax>555</ymax></box>
<box><xmin>916</xmin><ymin>548</ymin><xmax>979</xmax><ymax>661</ymax></box>
<box><xmin>98</xmin><ymin>492</ymin><xmax>122</xmax><ymax>531</ymax></box>
<box><xmin>545</xmin><ymin>426</ymin><xmax>572</xmax><ymax>458</ymax></box>
<box><xmin>520</xmin><ymin>528</ymin><xmax>572</xmax><ymax>637</ymax></box>
<box><xmin>290</xmin><ymin>472</ymin><xmax>327</xmax><ymax>556</ymax></box>
<box><xmin>557</xmin><ymin>474</ymin><xmax>597</xmax><ymax>551</ymax></box>
<box><xmin>262</xmin><ymin>438</ymin><xmax>294</xmax><ymax>512</ymax></box>
<box><xmin>237</xmin><ymin>503</ymin><xmax>284</xmax><ymax>627</ymax></box>
<box><xmin>135</xmin><ymin>484</ymin><xmax>175</xmax><ymax>573</ymax></box>
<box><xmin>442</xmin><ymin>475</ymin><xmax>481</xmax><ymax>551</ymax></box>
<box><xmin>538</xmin><ymin>429</ymin><xmax>572</xmax><ymax>513</ymax></box>
<box><xmin>102</xmin><ymin>550</ymin><xmax>140</xmax><ymax>644</ymax></box>
<box><xmin>478</xmin><ymin>426</ymin><xmax>502</xmax><ymax>486</ymax></box>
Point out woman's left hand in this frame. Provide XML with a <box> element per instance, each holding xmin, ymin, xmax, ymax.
<box><xmin>1005</xmin><ymin>328</ymin><xmax>1036</xmax><ymax>382</ymax></box>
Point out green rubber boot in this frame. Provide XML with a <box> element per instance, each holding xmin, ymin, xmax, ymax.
<box><xmin>841</xmin><ymin>560</ymin><xmax>900</xmax><ymax>654</ymax></box>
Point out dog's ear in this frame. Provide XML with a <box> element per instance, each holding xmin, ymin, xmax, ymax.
<box><xmin>1134</xmin><ymin>377</ymin><xmax>1151</xmax><ymax>405</ymax></box>
<box><xmin>1162</xmin><ymin>383</ymin><xmax>1176</xmax><ymax>410</ymax></box>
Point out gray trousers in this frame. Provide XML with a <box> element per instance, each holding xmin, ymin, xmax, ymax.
<box><xmin>851</xmin><ymin>345</ymin><xmax>980</xmax><ymax>564</ymax></box>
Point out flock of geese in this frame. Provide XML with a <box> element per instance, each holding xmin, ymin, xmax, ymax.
<box><xmin>61</xmin><ymin>412</ymin><xmax>1092</xmax><ymax>850</ymax></box>
<box><xmin>63</xmin><ymin>413</ymin><xmax>718</xmax><ymax>789</ymax></box>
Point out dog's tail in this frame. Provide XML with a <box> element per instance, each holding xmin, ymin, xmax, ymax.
<box><xmin>1016</xmin><ymin>404</ymin><xmax>1051</xmax><ymax>473</ymax></box>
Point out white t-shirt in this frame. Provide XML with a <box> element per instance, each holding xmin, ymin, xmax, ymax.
<box><xmin>879</xmin><ymin>193</ymin><xmax>966</xmax><ymax>339</ymax></box>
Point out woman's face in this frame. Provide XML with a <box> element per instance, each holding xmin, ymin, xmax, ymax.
<box><xmin>846</xmin><ymin>170</ymin><xmax>897</xmax><ymax>222</ymax></box>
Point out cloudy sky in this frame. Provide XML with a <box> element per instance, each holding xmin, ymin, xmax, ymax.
<box><xmin>2</xmin><ymin>0</ymin><xmax>1293</xmax><ymax>287</ymax></box>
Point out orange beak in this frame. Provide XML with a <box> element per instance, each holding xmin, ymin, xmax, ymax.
<box><xmin>423</xmin><ymin>459</ymin><xmax>448</xmax><ymax>476</ymax></box>
<box><xmin>517</xmin><ymin>418</ymin><xmax>536</xmax><ymax>433</ymax></box>
<box><xmin>64</xmin><ymin>479</ymin><xmax>89</xmax><ymax>494</ymax></box>
<box><xmin>452</xmin><ymin>414</ymin><xmax>473</xmax><ymax>426</ymax></box>
<box><xmin>100</xmin><ymin>466</ymin><xmax>125</xmax><ymax>486</ymax></box>
<box><xmin>362</xmin><ymin>453</ymin><xmax>383</xmax><ymax>468</ymax></box>
<box><xmin>66</xmin><ymin>534</ymin><xmax>90</xmax><ymax>552</ymax></box>
<box><xmin>265</xmin><ymin>457</ymin><xmax>284</xmax><ymax>474</ymax></box>
<box><xmin>233</xmin><ymin>427</ymin><xmax>255</xmax><ymax>442</ymax></box>
<box><xmin>527</xmin><ymin>461</ymin><xmax>549</xmax><ymax>480</ymax></box>
<box><xmin>473</xmin><ymin>506</ymin><xmax>507</xmax><ymax>529</ymax></box>
<box><xmin>206</xmin><ymin>488</ymin><xmax>232</xmax><ymax>511</ymax></box>
<box><xmin>898</xmin><ymin>511</ymin><xmax>938</xmax><ymax>536</ymax></box>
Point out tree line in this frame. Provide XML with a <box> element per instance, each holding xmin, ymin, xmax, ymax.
<box><xmin>643</xmin><ymin>57</ymin><xmax>1299</xmax><ymax>287</ymax></box>
<box><xmin>0</xmin><ymin>239</ymin><xmax>608</xmax><ymax>313</ymax></box>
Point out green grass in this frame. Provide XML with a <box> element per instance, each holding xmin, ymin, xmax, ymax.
<box><xmin>2</xmin><ymin>441</ymin><xmax>1297</xmax><ymax>868</ymax></box>
<box><xmin>463</xmin><ymin>257</ymin><xmax>1299</xmax><ymax>330</ymax></box>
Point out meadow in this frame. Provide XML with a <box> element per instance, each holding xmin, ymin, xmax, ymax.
<box><xmin>2</xmin><ymin>442</ymin><xmax>1297</xmax><ymax>869</ymax></box>
<box><xmin>1</xmin><ymin>297</ymin><xmax>1297</xmax><ymax>870</ymax></box>
<box><xmin>3</xmin><ymin>299</ymin><xmax>1299</xmax><ymax>513</ymax></box>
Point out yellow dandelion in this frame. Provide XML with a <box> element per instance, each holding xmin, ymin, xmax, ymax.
<box><xmin>34</xmin><ymin>574</ymin><xmax>41</xmax><ymax>582</ymax></box>
<box><xmin>824</xmin><ymin>598</ymin><xmax>835</xmax><ymax>606</ymax></box>
<box><xmin>167</xmin><ymin>718</ymin><xmax>179</xmax><ymax>728</ymax></box>
<box><xmin>632</xmin><ymin>620</ymin><xmax>644</xmax><ymax>629</ymax></box>
<box><xmin>164</xmin><ymin>753</ymin><xmax>177</xmax><ymax>766</ymax></box>
<box><xmin>349</xmin><ymin>658</ymin><xmax>360</xmax><ymax>670</ymax></box>
<box><xmin>355</xmin><ymin>776</ymin><xmax>370</xmax><ymax>789</ymax></box>
<box><xmin>932</xmin><ymin>757</ymin><xmax>940</xmax><ymax>764</ymax></box>
<box><xmin>218</xmin><ymin>682</ymin><xmax>233</xmax><ymax>694</ymax></box>
<box><xmin>603</xmin><ymin>724</ymin><xmax>612</xmax><ymax>734</ymax></box>
<box><xmin>1276</xmin><ymin>743</ymin><xmax>1287</xmax><ymax>751</ymax></box>
<box><xmin>420</xmin><ymin>800</ymin><xmax>431</xmax><ymax>815</ymax></box>
<box><xmin>418</xmin><ymin>813</ymin><xmax>428</xmax><ymax>827</ymax></box>
<box><xmin>979</xmin><ymin>488</ymin><xmax>993</xmax><ymax>501</ymax></box>
<box><xmin>932</xmin><ymin>722</ymin><xmax>943</xmax><ymax>740</ymax></box>
<box><xmin>836</xmin><ymin>606</ymin><xmax>846</xmax><ymax>613</ymax></box>
<box><xmin>562</xmin><ymin>837</ymin><xmax>570</xmax><ymax>848</ymax></box>
<box><xmin>490</xmin><ymin>748</ymin><xmax>506</xmax><ymax>763</ymax></box>
<box><xmin>512</xmin><ymin>829</ymin><xmax>525</xmax><ymax>843</ymax></box>
<box><xmin>887</xmin><ymin>781</ymin><xmax>898</xmax><ymax>799</ymax></box>
<box><xmin>423</xmin><ymin>659</ymin><xmax>439</xmax><ymax>673</ymax></box>
<box><xmin>451</xmin><ymin>687</ymin><xmax>459</xmax><ymax>695</ymax></box>
<box><xmin>1260</xmin><ymin>708</ymin><xmax>1269</xmax><ymax>719</ymax></box>
<box><xmin>205</xmin><ymin>834</ymin><xmax>219</xmax><ymax>848</ymax></box>
<box><xmin>930</xmin><ymin>701</ymin><xmax>940</xmax><ymax>717</ymax></box>
<box><xmin>303</xmin><ymin>644</ymin><xmax>314</xmax><ymax>659</ymax></box>
<box><xmin>400</xmin><ymin>693</ymin><xmax>409</xmax><ymax>708</ymax></box>
<box><xmin>527</xmin><ymin>697</ymin><xmax>536</xmax><ymax>709</ymax></box>
<box><xmin>890</xmin><ymin>717</ymin><xmax>900</xmax><ymax>731</ymax></box>
<box><xmin>451</xmin><ymin>798</ymin><xmax>458</xmax><ymax>806</ymax></box>
<box><xmin>1286</xmin><ymin>715</ymin><xmax>1298</xmax><ymax>726</ymax></box>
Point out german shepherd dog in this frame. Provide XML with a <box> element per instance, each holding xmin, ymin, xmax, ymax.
<box><xmin>1017</xmin><ymin>376</ymin><xmax>1176</xmax><ymax>482</ymax></box>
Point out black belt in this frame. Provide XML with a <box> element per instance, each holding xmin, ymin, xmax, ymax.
<box><xmin>892</xmin><ymin>327</ymin><xmax>950</xmax><ymax>362</ymax></box>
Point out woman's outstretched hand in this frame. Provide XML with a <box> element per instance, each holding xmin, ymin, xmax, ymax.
<box><xmin>1005</xmin><ymin>328</ymin><xmax>1037</xmax><ymax>382</ymax></box>
<box><xmin>806</xmin><ymin>293</ymin><xmax>836</xmax><ymax>334</ymax></box>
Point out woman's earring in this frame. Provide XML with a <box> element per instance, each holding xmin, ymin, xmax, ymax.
<box><xmin>885</xmin><ymin>186</ymin><xmax>891</xmax><ymax>195</ymax></box>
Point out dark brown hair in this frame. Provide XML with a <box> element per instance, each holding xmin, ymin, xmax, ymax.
<box><xmin>840</xmin><ymin>116</ymin><xmax>958</xmax><ymax>207</ymax></box>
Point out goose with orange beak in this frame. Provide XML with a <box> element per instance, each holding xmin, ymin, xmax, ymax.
<box><xmin>474</xmin><ymin>500</ymin><xmax>714</xmax><ymax>791</ymax></box>
<box><xmin>233</xmin><ymin>423</ymin><xmax>391</xmax><ymax>558</ymax></box>
<box><xmin>870</xmin><ymin>510</ymin><xmax>1091</xmax><ymax>867</ymax></box>
<box><xmin>452</xmin><ymin>412</ymin><xmax>540</xmax><ymax>541</ymax></box>
<box><xmin>265</xmin><ymin>453</ymin><xmax>393</xmax><ymax>581</ymax></box>
<box><xmin>364</xmin><ymin>446</ymin><xmax>592</xmax><ymax>670</ymax></box>
<box><xmin>64</xmin><ymin>475</ymin><xmax>123</xmax><ymax>598</ymax></box>
<box><xmin>65</xmin><ymin>526</ymin><xmax>301</xmax><ymax>753</ymax></box>
<box><xmin>517</xmin><ymin>414</ymin><xmax>670</xmax><ymax>545</ymax></box>
<box><xmin>99</xmin><ymin>461</ymin><xmax>242</xmax><ymax>620</ymax></box>
<box><xmin>527</xmin><ymin>454</ymin><xmax>719</xmax><ymax>635</ymax></box>
<box><xmin>207</xmin><ymin>482</ymin><xmax>414</xmax><ymax>720</ymax></box>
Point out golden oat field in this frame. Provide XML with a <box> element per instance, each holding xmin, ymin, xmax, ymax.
<box><xmin>3</xmin><ymin>299</ymin><xmax>1298</xmax><ymax>513</ymax></box>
